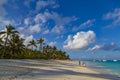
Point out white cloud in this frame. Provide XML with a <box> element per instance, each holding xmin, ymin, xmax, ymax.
<box><xmin>56</xmin><ymin>35</ymin><xmax>63</xmax><ymax>39</ymax></box>
<box><xmin>29</xmin><ymin>24</ymin><xmax>40</xmax><ymax>33</ymax></box>
<box><xmin>87</xmin><ymin>45</ymin><xmax>102</xmax><ymax>52</ymax></box>
<box><xmin>103</xmin><ymin>8</ymin><xmax>120</xmax><ymax>28</ymax></box>
<box><xmin>25</xmin><ymin>35</ymin><xmax>34</xmax><ymax>43</ymax></box>
<box><xmin>0</xmin><ymin>0</ymin><xmax>8</xmax><ymax>16</ymax></box>
<box><xmin>36</xmin><ymin>0</ymin><xmax>59</xmax><ymax>11</ymax></box>
<box><xmin>72</xmin><ymin>19</ymin><xmax>95</xmax><ymax>31</ymax></box>
<box><xmin>24</xmin><ymin>0</ymin><xmax>34</xmax><ymax>8</ymax></box>
<box><xmin>33</xmin><ymin>11</ymin><xmax>77</xmax><ymax>34</ymax></box>
<box><xmin>51</xmin><ymin>25</ymin><xmax>64</xmax><ymax>34</ymax></box>
<box><xmin>103</xmin><ymin>8</ymin><xmax>120</xmax><ymax>19</ymax></box>
<box><xmin>0</xmin><ymin>17</ymin><xmax>15</xmax><ymax>29</ymax></box>
<box><xmin>45</xmin><ymin>12</ymin><xmax>77</xmax><ymax>34</ymax></box>
<box><xmin>34</xmin><ymin>13</ymin><xmax>46</xmax><ymax>24</ymax></box>
<box><xmin>24</xmin><ymin>35</ymin><xmax>34</xmax><ymax>45</ymax></box>
<box><xmin>49</xmin><ymin>41</ymin><xmax>56</xmax><ymax>47</ymax></box>
<box><xmin>18</xmin><ymin>27</ymin><xmax>24</xmax><ymax>31</ymax></box>
<box><xmin>17</xmin><ymin>24</ymin><xmax>41</xmax><ymax>35</ymax></box>
<box><xmin>24</xmin><ymin>18</ymin><xmax>30</xmax><ymax>25</ymax></box>
<box><xmin>47</xmin><ymin>12</ymin><xmax>77</xmax><ymax>26</ymax></box>
<box><xmin>63</xmin><ymin>30</ymin><xmax>96</xmax><ymax>50</ymax></box>
<box><xmin>88</xmin><ymin>42</ymin><xmax>117</xmax><ymax>52</ymax></box>
<box><xmin>0</xmin><ymin>29</ymin><xmax>7</xmax><ymax>41</ymax></box>
<box><xmin>34</xmin><ymin>11</ymin><xmax>77</xmax><ymax>26</ymax></box>
<box><xmin>43</xmin><ymin>29</ymin><xmax>49</xmax><ymax>34</ymax></box>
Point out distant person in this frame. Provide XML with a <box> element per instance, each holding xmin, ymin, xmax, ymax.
<box><xmin>79</xmin><ymin>61</ymin><xmax>86</xmax><ymax>67</ymax></box>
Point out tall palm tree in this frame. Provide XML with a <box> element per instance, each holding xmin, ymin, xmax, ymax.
<box><xmin>0</xmin><ymin>25</ymin><xmax>18</xmax><ymax>58</ymax></box>
<box><xmin>37</xmin><ymin>38</ymin><xmax>44</xmax><ymax>52</ymax></box>
<box><xmin>8</xmin><ymin>34</ymin><xmax>25</xmax><ymax>58</ymax></box>
<box><xmin>27</xmin><ymin>39</ymin><xmax>37</xmax><ymax>50</ymax></box>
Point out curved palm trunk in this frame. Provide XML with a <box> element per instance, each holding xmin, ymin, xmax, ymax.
<box><xmin>1</xmin><ymin>34</ymin><xmax>8</xmax><ymax>58</ymax></box>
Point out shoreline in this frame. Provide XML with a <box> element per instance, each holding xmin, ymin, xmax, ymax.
<box><xmin>0</xmin><ymin>59</ymin><xmax>120</xmax><ymax>80</ymax></box>
<box><xmin>85</xmin><ymin>61</ymin><xmax>120</xmax><ymax>77</ymax></box>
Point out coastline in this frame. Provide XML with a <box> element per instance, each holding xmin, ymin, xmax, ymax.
<box><xmin>85</xmin><ymin>61</ymin><xmax>120</xmax><ymax>77</ymax></box>
<box><xmin>0</xmin><ymin>59</ymin><xmax>120</xmax><ymax>80</ymax></box>
<box><xmin>85</xmin><ymin>61</ymin><xmax>119</xmax><ymax>76</ymax></box>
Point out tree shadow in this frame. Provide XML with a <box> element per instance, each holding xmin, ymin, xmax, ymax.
<box><xmin>0</xmin><ymin>60</ymin><xmax>120</xmax><ymax>80</ymax></box>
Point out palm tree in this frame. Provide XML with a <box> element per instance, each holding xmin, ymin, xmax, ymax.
<box><xmin>27</xmin><ymin>39</ymin><xmax>37</xmax><ymax>50</ymax></box>
<box><xmin>8</xmin><ymin>34</ymin><xmax>25</xmax><ymax>58</ymax></box>
<box><xmin>37</xmin><ymin>38</ymin><xmax>44</xmax><ymax>52</ymax></box>
<box><xmin>0</xmin><ymin>25</ymin><xmax>18</xmax><ymax>58</ymax></box>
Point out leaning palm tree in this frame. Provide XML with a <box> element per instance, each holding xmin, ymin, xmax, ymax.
<box><xmin>27</xmin><ymin>39</ymin><xmax>37</xmax><ymax>50</ymax></box>
<box><xmin>37</xmin><ymin>38</ymin><xmax>44</xmax><ymax>52</ymax></box>
<box><xmin>0</xmin><ymin>24</ymin><xmax>18</xmax><ymax>58</ymax></box>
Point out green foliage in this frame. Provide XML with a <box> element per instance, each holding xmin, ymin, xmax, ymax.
<box><xmin>0</xmin><ymin>25</ymin><xmax>70</xmax><ymax>60</ymax></box>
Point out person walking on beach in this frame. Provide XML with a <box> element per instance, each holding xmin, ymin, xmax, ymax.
<box><xmin>79</xmin><ymin>61</ymin><xmax>86</xmax><ymax>67</ymax></box>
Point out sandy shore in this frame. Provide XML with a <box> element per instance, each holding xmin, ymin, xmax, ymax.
<box><xmin>0</xmin><ymin>60</ymin><xmax>120</xmax><ymax>80</ymax></box>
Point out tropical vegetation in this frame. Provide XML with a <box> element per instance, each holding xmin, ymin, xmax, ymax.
<box><xmin>0</xmin><ymin>24</ymin><xmax>69</xmax><ymax>59</ymax></box>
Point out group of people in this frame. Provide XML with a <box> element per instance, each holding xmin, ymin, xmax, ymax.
<box><xmin>79</xmin><ymin>61</ymin><xmax>86</xmax><ymax>67</ymax></box>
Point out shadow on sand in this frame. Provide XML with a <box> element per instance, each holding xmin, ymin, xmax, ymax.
<box><xmin>0</xmin><ymin>59</ymin><xmax>120</xmax><ymax>80</ymax></box>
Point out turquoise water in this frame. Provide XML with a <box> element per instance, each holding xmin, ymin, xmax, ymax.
<box><xmin>90</xmin><ymin>60</ymin><xmax>120</xmax><ymax>75</ymax></box>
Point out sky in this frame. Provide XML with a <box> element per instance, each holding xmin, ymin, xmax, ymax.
<box><xmin>0</xmin><ymin>0</ymin><xmax>120</xmax><ymax>60</ymax></box>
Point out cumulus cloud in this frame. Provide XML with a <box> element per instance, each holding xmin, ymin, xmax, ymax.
<box><xmin>63</xmin><ymin>30</ymin><xmax>96</xmax><ymax>50</ymax></box>
<box><xmin>49</xmin><ymin>41</ymin><xmax>56</xmax><ymax>47</ymax></box>
<box><xmin>103</xmin><ymin>8</ymin><xmax>120</xmax><ymax>28</ymax></box>
<box><xmin>88</xmin><ymin>42</ymin><xmax>120</xmax><ymax>52</ymax></box>
<box><xmin>72</xmin><ymin>19</ymin><xmax>95</xmax><ymax>31</ymax></box>
<box><xmin>8</xmin><ymin>0</ymin><xmax>77</xmax><ymax>37</ymax></box>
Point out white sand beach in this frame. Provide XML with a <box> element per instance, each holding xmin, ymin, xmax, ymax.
<box><xmin>0</xmin><ymin>60</ymin><xmax>120</xmax><ymax>80</ymax></box>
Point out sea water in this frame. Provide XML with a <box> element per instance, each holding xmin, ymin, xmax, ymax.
<box><xmin>90</xmin><ymin>60</ymin><xmax>120</xmax><ymax>76</ymax></box>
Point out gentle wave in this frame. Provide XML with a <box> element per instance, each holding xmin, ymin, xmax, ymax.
<box><xmin>89</xmin><ymin>60</ymin><xmax>120</xmax><ymax>76</ymax></box>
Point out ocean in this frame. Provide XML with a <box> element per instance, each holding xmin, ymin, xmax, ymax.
<box><xmin>88</xmin><ymin>60</ymin><xmax>120</xmax><ymax>76</ymax></box>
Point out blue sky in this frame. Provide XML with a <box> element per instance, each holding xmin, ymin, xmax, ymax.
<box><xmin>0</xmin><ymin>0</ymin><xmax>120</xmax><ymax>60</ymax></box>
